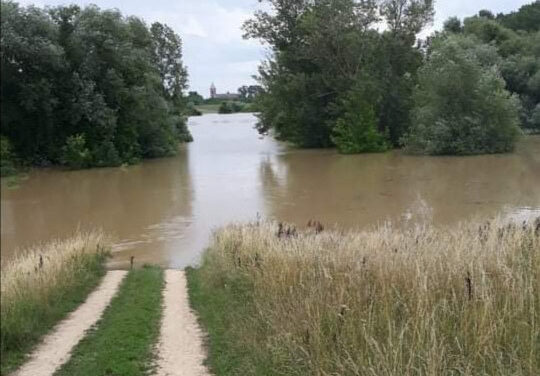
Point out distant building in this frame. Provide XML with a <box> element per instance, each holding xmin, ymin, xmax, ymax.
<box><xmin>210</xmin><ymin>83</ymin><xmax>240</xmax><ymax>100</ymax></box>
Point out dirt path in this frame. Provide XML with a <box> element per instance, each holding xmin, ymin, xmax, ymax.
<box><xmin>13</xmin><ymin>270</ymin><xmax>127</xmax><ymax>376</ymax></box>
<box><xmin>156</xmin><ymin>269</ymin><xmax>210</xmax><ymax>376</ymax></box>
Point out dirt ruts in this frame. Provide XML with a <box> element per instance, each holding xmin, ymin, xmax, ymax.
<box><xmin>13</xmin><ymin>270</ymin><xmax>127</xmax><ymax>376</ymax></box>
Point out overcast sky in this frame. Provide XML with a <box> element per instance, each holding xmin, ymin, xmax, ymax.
<box><xmin>17</xmin><ymin>0</ymin><xmax>533</xmax><ymax>97</ymax></box>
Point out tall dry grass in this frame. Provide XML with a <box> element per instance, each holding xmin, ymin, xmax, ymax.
<box><xmin>0</xmin><ymin>231</ymin><xmax>109</xmax><ymax>374</ymax></box>
<box><xmin>195</xmin><ymin>217</ymin><xmax>540</xmax><ymax>375</ymax></box>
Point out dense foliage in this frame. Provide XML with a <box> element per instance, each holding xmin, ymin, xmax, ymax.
<box><xmin>244</xmin><ymin>0</ymin><xmax>434</xmax><ymax>149</ymax></box>
<box><xmin>0</xmin><ymin>2</ymin><xmax>192</xmax><ymax>172</ymax></box>
<box><xmin>331</xmin><ymin>87</ymin><xmax>387</xmax><ymax>153</ymax></box>
<box><xmin>403</xmin><ymin>36</ymin><xmax>520</xmax><ymax>154</ymax></box>
<box><xmin>218</xmin><ymin>101</ymin><xmax>245</xmax><ymax>114</ymax></box>
<box><xmin>458</xmin><ymin>3</ymin><xmax>540</xmax><ymax>134</ymax></box>
<box><xmin>245</xmin><ymin>1</ymin><xmax>540</xmax><ymax>154</ymax></box>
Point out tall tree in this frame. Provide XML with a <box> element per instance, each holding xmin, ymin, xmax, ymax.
<box><xmin>403</xmin><ymin>35</ymin><xmax>520</xmax><ymax>154</ymax></box>
<box><xmin>244</xmin><ymin>0</ymin><xmax>434</xmax><ymax>150</ymax></box>
<box><xmin>0</xmin><ymin>2</ymin><xmax>192</xmax><ymax>171</ymax></box>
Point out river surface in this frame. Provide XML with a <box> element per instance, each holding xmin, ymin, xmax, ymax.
<box><xmin>1</xmin><ymin>113</ymin><xmax>539</xmax><ymax>268</ymax></box>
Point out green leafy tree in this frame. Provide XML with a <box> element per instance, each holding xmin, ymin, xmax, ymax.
<box><xmin>0</xmin><ymin>2</ymin><xmax>192</xmax><ymax>169</ymax></box>
<box><xmin>244</xmin><ymin>0</ymin><xmax>433</xmax><ymax>149</ymax></box>
<box><xmin>61</xmin><ymin>134</ymin><xmax>92</xmax><ymax>169</ymax></box>
<box><xmin>331</xmin><ymin>89</ymin><xmax>387</xmax><ymax>153</ymax></box>
<box><xmin>497</xmin><ymin>1</ymin><xmax>540</xmax><ymax>32</ymax></box>
<box><xmin>403</xmin><ymin>35</ymin><xmax>520</xmax><ymax>154</ymax></box>
<box><xmin>459</xmin><ymin>8</ymin><xmax>540</xmax><ymax>133</ymax></box>
<box><xmin>187</xmin><ymin>91</ymin><xmax>204</xmax><ymax>105</ymax></box>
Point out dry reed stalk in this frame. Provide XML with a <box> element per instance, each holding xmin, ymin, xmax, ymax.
<box><xmin>198</xmin><ymin>216</ymin><xmax>540</xmax><ymax>375</ymax></box>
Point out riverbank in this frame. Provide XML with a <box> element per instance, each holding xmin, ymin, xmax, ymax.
<box><xmin>187</xmin><ymin>217</ymin><xmax>540</xmax><ymax>375</ymax></box>
<box><xmin>0</xmin><ymin>231</ymin><xmax>109</xmax><ymax>374</ymax></box>
<box><xmin>195</xmin><ymin>102</ymin><xmax>256</xmax><ymax>114</ymax></box>
<box><xmin>1</xmin><ymin>232</ymin><xmax>209</xmax><ymax>376</ymax></box>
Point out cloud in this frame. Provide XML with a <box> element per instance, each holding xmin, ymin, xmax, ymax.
<box><xmin>14</xmin><ymin>0</ymin><xmax>533</xmax><ymax>97</ymax></box>
<box><xmin>183</xmin><ymin>17</ymin><xmax>207</xmax><ymax>38</ymax></box>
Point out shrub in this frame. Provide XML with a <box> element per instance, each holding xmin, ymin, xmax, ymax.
<box><xmin>0</xmin><ymin>136</ymin><xmax>17</xmax><ymax>176</ymax></box>
<box><xmin>403</xmin><ymin>35</ymin><xmax>521</xmax><ymax>155</ymax></box>
<box><xmin>92</xmin><ymin>141</ymin><xmax>121</xmax><ymax>167</ymax></box>
<box><xmin>218</xmin><ymin>102</ymin><xmax>233</xmax><ymax>114</ymax></box>
<box><xmin>61</xmin><ymin>134</ymin><xmax>92</xmax><ymax>169</ymax></box>
<box><xmin>331</xmin><ymin>90</ymin><xmax>388</xmax><ymax>154</ymax></box>
<box><xmin>186</xmin><ymin>102</ymin><xmax>202</xmax><ymax>116</ymax></box>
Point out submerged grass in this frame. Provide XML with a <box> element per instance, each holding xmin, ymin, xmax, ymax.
<box><xmin>55</xmin><ymin>266</ymin><xmax>164</xmax><ymax>376</ymax></box>
<box><xmin>0</xmin><ymin>231</ymin><xmax>109</xmax><ymax>375</ymax></box>
<box><xmin>188</xmin><ymin>217</ymin><xmax>540</xmax><ymax>376</ymax></box>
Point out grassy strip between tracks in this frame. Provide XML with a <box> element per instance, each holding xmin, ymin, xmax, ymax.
<box><xmin>54</xmin><ymin>266</ymin><xmax>164</xmax><ymax>376</ymax></box>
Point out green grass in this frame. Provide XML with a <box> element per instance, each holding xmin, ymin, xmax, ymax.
<box><xmin>195</xmin><ymin>102</ymin><xmax>256</xmax><ymax>114</ymax></box>
<box><xmin>54</xmin><ymin>266</ymin><xmax>164</xmax><ymax>376</ymax></box>
<box><xmin>1</xmin><ymin>233</ymin><xmax>109</xmax><ymax>375</ymax></box>
<box><xmin>195</xmin><ymin>104</ymin><xmax>221</xmax><ymax>114</ymax></box>
<box><xmin>186</xmin><ymin>267</ymin><xmax>275</xmax><ymax>375</ymax></box>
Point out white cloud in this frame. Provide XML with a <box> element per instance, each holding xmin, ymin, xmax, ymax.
<box><xmin>182</xmin><ymin>17</ymin><xmax>207</xmax><ymax>38</ymax></box>
<box><xmin>14</xmin><ymin>0</ymin><xmax>533</xmax><ymax>96</ymax></box>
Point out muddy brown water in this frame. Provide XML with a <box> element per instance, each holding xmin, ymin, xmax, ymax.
<box><xmin>2</xmin><ymin>113</ymin><xmax>539</xmax><ymax>268</ymax></box>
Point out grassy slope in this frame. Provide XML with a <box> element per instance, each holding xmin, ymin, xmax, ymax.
<box><xmin>0</xmin><ymin>234</ymin><xmax>108</xmax><ymax>375</ymax></box>
<box><xmin>187</xmin><ymin>267</ymin><xmax>275</xmax><ymax>375</ymax></box>
<box><xmin>55</xmin><ymin>266</ymin><xmax>164</xmax><ymax>376</ymax></box>
<box><xmin>195</xmin><ymin>104</ymin><xmax>221</xmax><ymax>114</ymax></box>
<box><xmin>195</xmin><ymin>102</ymin><xmax>256</xmax><ymax>114</ymax></box>
<box><xmin>188</xmin><ymin>219</ymin><xmax>540</xmax><ymax>376</ymax></box>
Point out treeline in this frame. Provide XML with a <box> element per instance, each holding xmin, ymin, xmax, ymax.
<box><xmin>245</xmin><ymin>0</ymin><xmax>540</xmax><ymax>155</ymax></box>
<box><xmin>0</xmin><ymin>2</ymin><xmax>192</xmax><ymax>173</ymax></box>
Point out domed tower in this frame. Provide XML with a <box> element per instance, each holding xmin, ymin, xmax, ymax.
<box><xmin>210</xmin><ymin>83</ymin><xmax>216</xmax><ymax>99</ymax></box>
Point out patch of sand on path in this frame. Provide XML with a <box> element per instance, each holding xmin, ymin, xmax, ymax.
<box><xmin>156</xmin><ymin>270</ymin><xmax>210</xmax><ymax>376</ymax></box>
<box><xmin>13</xmin><ymin>270</ymin><xmax>127</xmax><ymax>376</ymax></box>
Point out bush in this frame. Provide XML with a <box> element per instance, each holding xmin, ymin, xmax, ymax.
<box><xmin>91</xmin><ymin>141</ymin><xmax>121</xmax><ymax>167</ymax></box>
<box><xmin>0</xmin><ymin>136</ymin><xmax>17</xmax><ymax>176</ymax></box>
<box><xmin>403</xmin><ymin>35</ymin><xmax>521</xmax><ymax>155</ymax></box>
<box><xmin>530</xmin><ymin>103</ymin><xmax>540</xmax><ymax>133</ymax></box>
<box><xmin>218</xmin><ymin>101</ymin><xmax>245</xmax><ymax>114</ymax></box>
<box><xmin>218</xmin><ymin>102</ymin><xmax>233</xmax><ymax>114</ymax></box>
<box><xmin>186</xmin><ymin>103</ymin><xmax>202</xmax><ymax>116</ymax></box>
<box><xmin>331</xmin><ymin>90</ymin><xmax>388</xmax><ymax>154</ymax></box>
<box><xmin>61</xmin><ymin>134</ymin><xmax>92</xmax><ymax>169</ymax></box>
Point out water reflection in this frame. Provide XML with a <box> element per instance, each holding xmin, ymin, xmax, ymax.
<box><xmin>260</xmin><ymin>141</ymin><xmax>540</xmax><ymax>229</ymax></box>
<box><xmin>1</xmin><ymin>148</ymin><xmax>194</xmax><ymax>267</ymax></box>
<box><xmin>1</xmin><ymin>113</ymin><xmax>539</xmax><ymax>268</ymax></box>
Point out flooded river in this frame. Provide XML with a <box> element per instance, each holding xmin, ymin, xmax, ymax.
<box><xmin>1</xmin><ymin>113</ymin><xmax>539</xmax><ymax>268</ymax></box>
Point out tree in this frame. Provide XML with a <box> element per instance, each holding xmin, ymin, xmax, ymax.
<box><xmin>238</xmin><ymin>85</ymin><xmax>264</xmax><ymax>102</ymax></box>
<box><xmin>244</xmin><ymin>0</ymin><xmax>433</xmax><ymax>150</ymax></box>
<box><xmin>377</xmin><ymin>0</ymin><xmax>434</xmax><ymax>146</ymax></box>
<box><xmin>187</xmin><ymin>91</ymin><xmax>204</xmax><ymax>105</ymax></box>
<box><xmin>478</xmin><ymin>9</ymin><xmax>495</xmax><ymax>20</ymax></box>
<box><xmin>458</xmin><ymin>8</ymin><xmax>540</xmax><ymax>133</ymax></box>
<box><xmin>443</xmin><ymin>17</ymin><xmax>462</xmax><ymax>33</ymax></box>
<box><xmin>497</xmin><ymin>1</ymin><xmax>540</xmax><ymax>32</ymax></box>
<box><xmin>0</xmin><ymin>2</ymin><xmax>192</xmax><ymax>169</ymax></box>
<box><xmin>403</xmin><ymin>35</ymin><xmax>520</xmax><ymax>154</ymax></box>
<box><xmin>331</xmin><ymin>88</ymin><xmax>387</xmax><ymax>153</ymax></box>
